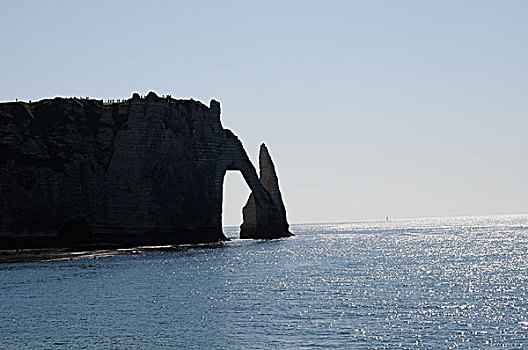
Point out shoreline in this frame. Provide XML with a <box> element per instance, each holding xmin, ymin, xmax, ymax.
<box><xmin>0</xmin><ymin>247</ymin><xmax>134</xmax><ymax>264</ymax></box>
<box><xmin>0</xmin><ymin>242</ymin><xmax>228</xmax><ymax>265</ymax></box>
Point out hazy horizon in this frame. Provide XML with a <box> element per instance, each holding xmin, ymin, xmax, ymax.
<box><xmin>2</xmin><ymin>0</ymin><xmax>527</xmax><ymax>226</ymax></box>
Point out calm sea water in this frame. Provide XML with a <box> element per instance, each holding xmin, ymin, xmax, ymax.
<box><xmin>1</xmin><ymin>215</ymin><xmax>528</xmax><ymax>349</ymax></box>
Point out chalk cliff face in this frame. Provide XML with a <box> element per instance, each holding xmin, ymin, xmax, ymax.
<box><xmin>0</xmin><ymin>92</ymin><xmax>291</xmax><ymax>247</ymax></box>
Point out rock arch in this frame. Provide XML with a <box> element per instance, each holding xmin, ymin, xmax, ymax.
<box><xmin>0</xmin><ymin>94</ymin><xmax>292</xmax><ymax>247</ymax></box>
<box><xmin>216</xmin><ymin>132</ymin><xmax>291</xmax><ymax>239</ymax></box>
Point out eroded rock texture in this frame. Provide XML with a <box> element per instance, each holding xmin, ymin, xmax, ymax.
<box><xmin>0</xmin><ymin>92</ymin><xmax>291</xmax><ymax>247</ymax></box>
<box><xmin>240</xmin><ymin>144</ymin><xmax>292</xmax><ymax>239</ymax></box>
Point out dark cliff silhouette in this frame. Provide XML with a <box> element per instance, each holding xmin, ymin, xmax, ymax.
<box><xmin>0</xmin><ymin>92</ymin><xmax>292</xmax><ymax>248</ymax></box>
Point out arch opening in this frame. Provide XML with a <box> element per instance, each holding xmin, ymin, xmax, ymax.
<box><xmin>222</xmin><ymin>170</ymin><xmax>251</xmax><ymax>239</ymax></box>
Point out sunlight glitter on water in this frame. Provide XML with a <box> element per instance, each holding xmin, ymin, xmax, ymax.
<box><xmin>1</xmin><ymin>214</ymin><xmax>528</xmax><ymax>348</ymax></box>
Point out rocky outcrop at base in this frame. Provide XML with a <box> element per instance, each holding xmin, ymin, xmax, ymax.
<box><xmin>0</xmin><ymin>92</ymin><xmax>291</xmax><ymax>248</ymax></box>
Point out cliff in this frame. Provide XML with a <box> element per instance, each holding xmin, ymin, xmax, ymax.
<box><xmin>0</xmin><ymin>92</ymin><xmax>292</xmax><ymax>248</ymax></box>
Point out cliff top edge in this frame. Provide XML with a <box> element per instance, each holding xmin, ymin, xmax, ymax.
<box><xmin>0</xmin><ymin>92</ymin><xmax>219</xmax><ymax>109</ymax></box>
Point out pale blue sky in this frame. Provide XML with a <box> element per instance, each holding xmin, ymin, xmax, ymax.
<box><xmin>1</xmin><ymin>1</ymin><xmax>527</xmax><ymax>225</ymax></box>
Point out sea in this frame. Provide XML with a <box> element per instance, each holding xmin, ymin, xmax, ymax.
<box><xmin>1</xmin><ymin>215</ymin><xmax>528</xmax><ymax>349</ymax></box>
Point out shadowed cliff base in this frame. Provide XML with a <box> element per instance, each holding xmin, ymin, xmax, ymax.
<box><xmin>0</xmin><ymin>92</ymin><xmax>292</xmax><ymax>250</ymax></box>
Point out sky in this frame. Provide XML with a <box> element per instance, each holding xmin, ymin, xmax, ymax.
<box><xmin>1</xmin><ymin>0</ymin><xmax>527</xmax><ymax>226</ymax></box>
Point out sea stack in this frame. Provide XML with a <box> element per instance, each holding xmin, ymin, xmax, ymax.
<box><xmin>240</xmin><ymin>144</ymin><xmax>293</xmax><ymax>239</ymax></box>
<box><xmin>0</xmin><ymin>93</ymin><xmax>292</xmax><ymax>248</ymax></box>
